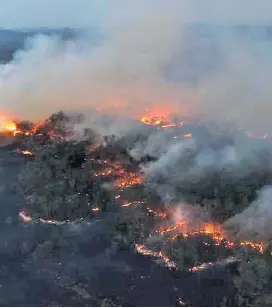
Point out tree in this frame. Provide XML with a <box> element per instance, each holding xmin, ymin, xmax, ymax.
<box><xmin>233</xmin><ymin>247</ymin><xmax>272</xmax><ymax>306</ymax></box>
<box><xmin>18</xmin><ymin>139</ymin><xmax>111</xmax><ymax>220</ymax></box>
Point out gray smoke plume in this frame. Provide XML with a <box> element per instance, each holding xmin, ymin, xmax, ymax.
<box><xmin>224</xmin><ymin>186</ymin><xmax>272</xmax><ymax>240</ymax></box>
<box><xmin>1</xmin><ymin>1</ymin><xmax>272</xmax><ymax>242</ymax></box>
<box><xmin>1</xmin><ymin>1</ymin><xmax>272</xmax><ymax>136</ymax></box>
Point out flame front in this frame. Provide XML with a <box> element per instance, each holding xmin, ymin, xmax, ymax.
<box><xmin>13</xmin><ymin>149</ymin><xmax>34</xmax><ymax>156</ymax></box>
<box><xmin>5</xmin><ymin>122</ymin><xmax>17</xmax><ymax>133</ymax></box>
<box><xmin>135</xmin><ymin>244</ymin><xmax>177</xmax><ymax>268</ymax></box>
<box><xmin>157</xmin><ymin>220</ymin><xmax>263</xmax><ymax>253</ymax></box>
<box><xmin>15</xmin><ymin>108</ymin><xmax>270</xmax><ymax>276</ymax></box>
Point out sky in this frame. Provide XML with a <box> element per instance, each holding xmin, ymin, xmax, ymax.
<box><xmin>1</xmin><ymin>0</ymin><xmax>272</xmax><ymax>135</ymax></box>
<box><xmin>0</xmin><ymin>0</ymin><xmax>272</xmax><ymax>29</ymax></box>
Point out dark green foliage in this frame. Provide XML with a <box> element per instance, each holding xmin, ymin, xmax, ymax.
<box><xmin>169</xmin><ymin>166</ymin><xmax>272</xmax><ymax>223</ymax></box>
<box><xmin>18</xmin><ymin>139</ymin><xmax>111</xmax><ymax>220</ymax></box>
<box><xmin>109</xmin><ymin>204</ymin><xmax>155</xmax><ymax>248</ymax></box>
<box><xmin>233</xmin><ymin>246</ymin><xmax>272</xmax><ymax>306</ymax></box>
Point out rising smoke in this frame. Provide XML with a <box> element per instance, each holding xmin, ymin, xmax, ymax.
<box><xmin>1</xmin><ymin>0</ymin><xmax>272</xmax><ymax>241</ymax></box>
<box><xmin>1</xmin><ymin>1</ymin><xmax>272</xmax><ymax>134</ymax></box>
<box><xmin>224</xmin><ymin>186</ymin><xmax>272</xmax><ymax>240</ymax></box>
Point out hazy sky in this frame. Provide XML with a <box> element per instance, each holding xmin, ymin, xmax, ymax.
<box><xmin>1</xmin><ymin>0</ymin><xmax>272</xmax><ymax>29</ymax></box>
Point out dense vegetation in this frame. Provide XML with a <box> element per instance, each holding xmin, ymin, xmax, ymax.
<box><xmin>15</xmin><ymin>111</ymin><xmax>272</xmax><ymax>306</ymax></box>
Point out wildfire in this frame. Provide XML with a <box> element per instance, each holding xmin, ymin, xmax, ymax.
<box><xmin>141</xmin><ymin>116</ymin><xmax>165</xmax><ymax>126</ymax></box>
<box><xmin>188</xmin><ymin>256</ymin><xmax>240</xmax><ymax>273</ymax></box>
<box><xmin>139</xmin><ymin>110</ymin><xmax>185</xmax><ymax>130</ymax></box>
<box><xmin>93</xmin><ymin>160</ymin><xmax>142</xmax><ymax>190</ymax></box>
<box><xmin>13</xmin><ymin>149</ymin><xmax>34</xmax><ymax>156</ymax></box>
<box><xmin>0</xmin><ymin>116</ymin><xmax>39</xmax><ymax>137</ymax></box>
<box><xmin>117</xmin><ymin>172</ymin><xmax>142</xmax><ymax>189</ymax></box>
<box><xmin>146</xmin><ymin>206</ymin><xmax>167</xmax><ymax>218</ymax></box>
<box><xmin>0</xmin><ymin>117</ymin><xmax>19</xmax><ymax>136</ymax></box>
<box><xmin>135</xmin><ymin>242</ymin><xmax>241</xmax><ymax>273</ymax></box>
<box><xmin>122</xmin><ymin>202</ymin><xmax>133</xmax><ymax>207</ymax></box>
<box><xmin>135</xmin><ymin>243</ymin><xmax>176</xmax><ymax>268</ymax></box>
<box><xmin>140</xmin><ymin>115</ymin><xmax>184</xmax><ymax>130</ymax></box>
<box><xmin>19</xmin><ymin>210</ymin><xmax>85</xmax><ymax>225</ymax></box>
<box><xmin>94</xmin><ymin>168</ymin><xmax>113</xmax><ymax>177</ymax></box>
<box><xmin>177</xmin><ymin>297</ymin><xmax>186</xmax><ymax>306</ymax></box>
<box><xmin>240</xmin><ymin>241</ymin><xmax>264</xmax><ymax>254</ymax></box>
<box><xmin>18</xmin><ymin>210</ymin><xmax>33</xmax><ymax>222</ymax></box>
<box><xmin>189</xmin><ymin>262</ymin><xmax>214</xmax><ymax>272</ymax></box>
<box><xmin>4</xmin><ymin>122</ymin><xmax>17</xmax><ymax>133</ymax></box>
<box><xmin>157</xmin><ymin>220</ymin><xmax>264</xmax><ymax>253</ymax></box>
<box><xmin>184</xmin><ymin>133</ymin><xmax>192</xmax><ymax>139</ymax></box>
<box><xmin>92</xmin><ymin>207</ymin><xmax>100</xmax><ymax>212</ymax></box>
<box><xmin>12</xmin><ymin>109</ymin><xmax>269</xmax><ymax>280</ymax></box>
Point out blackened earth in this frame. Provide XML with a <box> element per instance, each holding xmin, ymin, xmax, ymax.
<box><xmin>0</xmin><ymin>147</ymin><xmax>238</xmax><ymax>307</ymax></box>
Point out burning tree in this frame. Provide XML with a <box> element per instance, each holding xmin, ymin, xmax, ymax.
<box><xmin>14</xmin><ymin>109</ymin><xmax>272</xmax><ymax>307</ymax></box>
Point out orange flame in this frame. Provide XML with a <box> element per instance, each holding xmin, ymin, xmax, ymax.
<box><xmin>92</xmin><ymin>207</ymin><xmax>100</xmax><ymax>212</ymax></box>
<box><xmin>13</xmin><ymin>149</ymin><xmax>33</xmax><ymax>156</ymax></box>
<box><xmin>135</xmin><ymin>243</ymin><xmax>176</xmax><ymax>268</ymax></box>
<box><xmin>5</xmin><ymin>122</ymin><xmax>17</xmax><ymax>133</ymax></box>
<box><xmin>157</xmin><ymin>220</ymin><xmax>263</xmax><ymax>253</ymax></box>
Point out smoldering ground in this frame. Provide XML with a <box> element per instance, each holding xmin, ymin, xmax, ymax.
<box><xmin>1</xmin><ymin>1</ymin><xmax>272</xmax><ymax>305</ymax></box>
<box><xmin>0</xmin><ymin>147</ymin><xmax>239</xmax><ymax>306</ymax></box>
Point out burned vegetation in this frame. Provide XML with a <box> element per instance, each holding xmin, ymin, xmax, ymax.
<box><xmin>5</xmin><ymin>111</ymin><xmax>272</xmax><ymax>306</ymax></box>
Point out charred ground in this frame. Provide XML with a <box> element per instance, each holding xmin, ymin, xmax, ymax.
<box><xmin>0</xmin><ymin>111</ymin><xmax>271</xmax><ymax>306</ymax></box>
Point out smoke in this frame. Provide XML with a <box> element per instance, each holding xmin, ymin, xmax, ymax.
<box><xmin>0</xmin><ymin>1</ymin><xmax>188</xmax><ymax>122</ymax></box>
<box><xmin>225</xmin><ymin>186</ymin><xmax>272</xmax><ymax>240</ymax></box>
<box><xmin>1</xmin><ymin>0</ymin><xmax>272</xmax><ymax>240</ymax></box>
<box><xmin>0</xmin><ymin>1</ymin><xmax>272</xmax><ymax>136</ymax></box>
<box><xmin>172</xmin><ymin>202</ymin><xmax>210</xmax><ymax>231</ymax></box>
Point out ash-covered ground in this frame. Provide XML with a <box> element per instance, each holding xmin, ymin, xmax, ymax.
<box><xmin>0</xmin><ymin>143</ymin><xmax>235</xmax><ymax>307</ymax></box>
<box><xmin>1</xmin><ymin>111</ymin><xmax>272</xmax><ymax>306</ymax></box>
<box><xmin>1</xmin><ymin>13</ymin><xmax>272</xmax><ymax>305</ymax></box>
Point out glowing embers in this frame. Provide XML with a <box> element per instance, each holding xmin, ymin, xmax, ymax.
<box><xmin>19</xmin><ymin>210</ymin><xmax>66</xmax><ymax>225</ymax></box>
<box><xmin>18</xmin><ymin>210</ymin><xmax>84</xmax><ymax>225</ymax></box>
<box><xmin>0</xmin><ymin>116</ymin><xmax>34</xmax><ymax>136</ymax></box>
<box><xmin>4</xmin><ymin>122</ymin><xmax>17</xmax><ymax>133</ymax></box>
<box><xmin>183</xmin><ymin>133</ymin><xmax>192</xmax><ymax>139</ymax></box>
<box><xmin>140</xmin><ymin>115</ymin><xmax>184</xmax><ymax>130</ymax></box>
<box><xmin>188</xmin><ymin>256</ymin><xmax>240</xmax><ymax>273</ymax></box>
<box><xmin>91</xmin><ymin>207</ymin><xmax>100</xmax><ymax>212</ymax></box>
<box><xmin>173</xmin><ymin>133</ymin><xmax>193</xmax><ymax>140</ymax></box>
<box><xmin>140</xmin><ymin>110</ymin><xmax>184</xmax><ymax>129</ymax></box>
<box><xmin>13</xmin><ymin>149</ymin><xmax>34</xmax><ymax>156</ymax></box>
<box><xmin>188</xmin><ymin>262</ymin><xmax>214</xmax><ymax>272</ymax></box>
<box><xmin>18</xmin><ymin>210</ymin><xmax>33</xmax><ymax>222</ymax></box>
<box><xmin>115</xmin><ymin>171</ymin><xmax>142</xmax><ymax>189</ymax></box>
<box><xmin>156</xmin><ymin>220</ymin><xmax>264</xmax><ymax>254</ymax></box>
<box><xmin>141</xmin><ymin>116</ymin><xmax>165</xmax><ymax>126</ymax></box>
<box><xmin>121</xmin><ymin>200</ymin><xmax>146</xmax><ymax>208</ymax></box>
<box><xmin>146</xmin><ymin>206</ymin><xmax>167</xmax><ymax>218</ymax></box>
<box><xmin>135</xmin><ymin>243</ymin><xmax>176</xmax><ymax>269</ymax></box>
<box><xmin>0</xmin><ymin>116</ymin><xmax>18</xmax><ymax>135</ymax></box>
<box><xmin>93</xmin><ymin>160</ymin><xmax>143</xmax><ymax>190</ymax></box>
<box><xmin>240</xmin><ymin>240</ymin><xmax>264</xmax><ymax>254</ymax></box>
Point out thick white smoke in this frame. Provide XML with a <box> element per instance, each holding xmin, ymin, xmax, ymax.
<box><xmin>1</xmin><ymin>0</ymin><xmax>272</xmax><ymax>241</ymax></box>
<box><xmin>1</xmin><ymin>1</ymin><xmax>272</xmax><ymax>136</ymax></box>
<box><xmin>0</xmin><ymin>2</ymin><xmax>188</xmax><ymax>121</ymax></box>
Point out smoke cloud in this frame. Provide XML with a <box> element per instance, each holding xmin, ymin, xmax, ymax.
<box><xmin>225</xmin><ymin>186</ymin><xmax>272</xmax><ymax>240</ymax></box>
<box><xmin>0</xmin><ymin>0</ymin><xmax>271</xmax><ymax>136</ymax></box>
<box><xmin>1</xmin><ymin>1</ymin><xmax>272</xmax><ymax>241</ymax></box>
<box><xmin>0</xmin><ymin>1</ymin><xmax>187</xmax><ymax>122</ymax></box>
